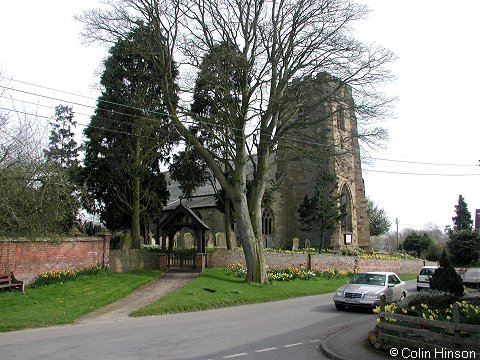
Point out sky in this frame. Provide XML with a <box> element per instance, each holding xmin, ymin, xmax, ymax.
<box><xmin>0</xmin><ymin>0</ymin><xmax>478</xmax><ymax>233</ymax></box>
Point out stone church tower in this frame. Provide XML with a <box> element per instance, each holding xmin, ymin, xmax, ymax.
<box><xmin>271</xmin><ymin>73</ymin><xmax>371</xmax><ymax>250</ymax></box>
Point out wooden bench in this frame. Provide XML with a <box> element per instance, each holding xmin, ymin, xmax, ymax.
<box><xmin>0</xmin><ymin>272</ymin><xmax>24</xmax><ymax>292</ymax></box>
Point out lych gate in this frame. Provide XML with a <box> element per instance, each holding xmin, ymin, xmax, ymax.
<box><xmin>158</xmin><ymin>203</ymin><xmax>209</xmax><ymax>270</ymax></box>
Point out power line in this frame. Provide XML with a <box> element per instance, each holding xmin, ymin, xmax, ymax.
<box><xmin>0</xmin><ymin>81</ymin><xmax>357</xmax><ymax>152</ymax></box>
<box><xmin>2</xmin><ymin>76</ymin><xmax>479</xmax><ymax>173</ymax></box>
<box><xmin>369</xmin><ymin>157</ymin><xmax>476</xmax><ymax>168</ymax></box>
<box><xmin>0</xmin><ymin>106</ymin><xmax>170</xmax><ymax>143</ymax></box>
<box><xmin>363</xmin><ymin>168</ymin><xmax>480</xmax><ymax>177</ymax></box>
<box><xmin>3</xmin><ymin>105</ymin><xmax>479</xmax><ymax>177</ymax></box>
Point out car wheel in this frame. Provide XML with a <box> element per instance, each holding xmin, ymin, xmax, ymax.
<box><xmin>400</xmin><ymin>291</ymin><xmax>406</xmax><ymax>301</ymax></box>
<box><xmin>335</xmin><ymin>304</ymin><xmax>345</xmax><ymax>310</ymax></box>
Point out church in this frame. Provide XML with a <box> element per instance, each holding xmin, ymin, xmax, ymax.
<box><xmin>160</xmin><ymin>73</ymin><xmax>371</xmax><ymax>251</ymax></box>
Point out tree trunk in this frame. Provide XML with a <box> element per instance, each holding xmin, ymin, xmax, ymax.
<box><xmin>233</xmin><ymin>195</ymin><xmax>268</xmax><ymax>284</ymax></box>
<box><xmin>224</xmin><ymin>194</ymin><xmax>232</xmax><ymax>249</ymax></box>
<box><xmin>131</xmin><ymin>135</ymin><xmax>142</xmax><ymax>249</ymax></box>
<box><xmin>318</xmin><ymin>227</ymin><xmax>326</xmax><ymax>253</ymax></box>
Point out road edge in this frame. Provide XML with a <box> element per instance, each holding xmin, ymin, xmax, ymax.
<box><xmin>319</xmin><ymin>316</ymin><xmax>374</xmax><ymax>360</ymax></box>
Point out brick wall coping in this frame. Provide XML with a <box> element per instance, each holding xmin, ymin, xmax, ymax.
<box><xmin>0</xmin><ymin>236</ymin><xmax>103</xmax><ymax>243</ymax></box>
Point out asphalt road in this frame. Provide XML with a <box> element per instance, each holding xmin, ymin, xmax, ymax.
<box><xmin>0</xmin><ymin>280</ymin><xmax>417</xmax><ymax>360</ymax></box>
<box><xmin>0</xmin><ymin>293</ymin><xmax>374</xmax><ymax>360</ymax></box>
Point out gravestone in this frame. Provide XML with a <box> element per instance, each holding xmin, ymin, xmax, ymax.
<box><xmin>207</xmin><ymin>233</ymin><xmax>215</xmax><ymax>248</ymax></box>
<box><xmin>216</xmin><ymin>232</ymin><xmax>227</xmax><ymax>248</ymax></box>
<box><xmin>184</xmin><ymin>232</ymin><xmax>195</xmax><ymax>248</ymax></box>
<box><xmin>229</xmin><ymin>232</ymin><xmax>237</xmax><ymax>248</ymax></box>
<box><xmin>304</xmin><ymin>239</ymin><xmax>311</xmax><ymax>248</ymax></box>
<box><xmin>292</xmin><ymin>237</ymin><xmax>299</xmax><ymax>250</ymax></box>
<box><xmin>176</xmin><ymin>233</ymin><xmax>185</xmax><ymax>248</ymax></box>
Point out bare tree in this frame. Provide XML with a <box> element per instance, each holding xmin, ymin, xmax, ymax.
<box><xmin>0</xmin><ymin>75</ymin><xmax>79</xmax><ymax>236</ymax></box>
<box><xmin>77</xmin><ymin>0</ymin><xmax>395</xmax><ymax>283</ymax></box>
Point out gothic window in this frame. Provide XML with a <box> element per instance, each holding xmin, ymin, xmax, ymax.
<box><xmin>341</xmin><ymin>184</ymin><xmax>353</xmax><ymax>233</ymax></box>
<box><xmin>262</xmin><ymin>209</ymin><xmax>273</xmax><ymax>236</ymax></box>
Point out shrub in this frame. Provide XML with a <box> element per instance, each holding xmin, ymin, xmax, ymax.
<box><xmin>447</xmin><ymin>229</ymin><xmax>480</xmax><ymax>266</ymax></box>
<box><xmin>396</xmin><ymin>289</ymin><xmax>457</xmax><ymax>311</ymax></box>
<box><xmin>425</xmin><ymin>243</ymin><xmax>443</xmax><ymax>261</ymax></box>
<box><xmin>340</xmin><ymin>247</ymin><xmax>364</xmax><ymax>256</ymax></box>
<box><xmin>142</xmin><ymin>244</ymin><xmax>162</xmax><ymax>253</ymax></box>
<box><xmin>403</xmin><ymin>231</ymin><xmax>434</xmax><ymax>258</ymax></box>
<box><xmin>430</xmin><ymin>250</ymin><xmax>464</xmax><ymax>296</ymax></box>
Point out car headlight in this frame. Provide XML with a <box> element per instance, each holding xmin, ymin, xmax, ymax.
<box><xmin>335</xmin><ymin>290</ymin><xmax>344</xmax><ymax>297</ymax></box>
<box><xmin>363</xmin><ymin>293</ymin><xmax>379</xmax><ymax>300</ymax></box>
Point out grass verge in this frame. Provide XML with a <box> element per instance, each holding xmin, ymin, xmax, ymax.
<box><xmin>132</xmin><ymin>271</ymin><xmax>419</xmax><ymax>317</ymax></box>
<box><xmin>0</xmin><ymin>270</ymin><xmax>160</xmax><ymax>332</ymax></box>
<box><xmin>132</xmin><ymin>269</ymin><xmax>400</xmax><ymax>316</ymax></box>
<box><xmin>400</xmin><ymin>274</ymin><xmax>417</xmax><ymax>281</ymax></box>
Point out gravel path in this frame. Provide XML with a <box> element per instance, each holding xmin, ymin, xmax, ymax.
<box><xmin>75</xmin><ymin>272</ymin><xmax>198</xmax><ymax>324</ymax></box>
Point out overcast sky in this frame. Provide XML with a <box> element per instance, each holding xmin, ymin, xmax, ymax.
<box><xmin>1</xmin><ymin>0</ymin><xmax>478</xmax><ymax>233</ymax></box>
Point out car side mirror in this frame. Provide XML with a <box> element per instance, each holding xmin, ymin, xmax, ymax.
<box><xmin>388</xmin><ymin>283</ymin><xmax>394</xmax><ymax>288</ymax></box>
<box><xmin>345</xmin><ymin>279</ymin><xmax>350</xmax><ymax>284</ymax></box>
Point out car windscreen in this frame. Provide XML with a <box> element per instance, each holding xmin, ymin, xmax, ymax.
<box><xmin>419</xmin><ymin>268</ymin><xmax>436</xmax><ymax>276</ymax></box>
<box><xmin>350</xmin><ymin>274</ymin><xmax>386</xmax><ymax>286</ymax></box>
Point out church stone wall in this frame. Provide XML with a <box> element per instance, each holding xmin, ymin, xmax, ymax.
<box><xmin>207</xmin><ymin>249</ymin><xmax>426</xmax><ymax>274</ymax></box>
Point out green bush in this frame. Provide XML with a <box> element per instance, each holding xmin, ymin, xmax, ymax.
<box><xmin>425</xmin><ymin>243</ymin><xmax>442</xmax><ymax>261</ymax></box>
<box><xmin>430</xmin><ymin>250</ymin><xmax>464</xmax><ymax>296</ymax></box>
<box><xmin>447</xmin><ymin>229</ymin><xmax>480</xmax><ymax>266</ymax></box>
<box><xmin>340</xmin><ymin>247</ymin><xmax>364</xmax><ymax>256</ymax></box>
<box><xmin>397</xmin><ymin>289</ymin><xmax>457</xmax><ymax>311</ymax></box>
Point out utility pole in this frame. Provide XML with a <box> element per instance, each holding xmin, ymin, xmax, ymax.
<box><xmin>395</xmin><ymin>218</ymin><xmax>399</xmax><ymax>251</ymax></box>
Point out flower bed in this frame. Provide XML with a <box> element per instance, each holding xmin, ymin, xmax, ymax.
<box><xmin>370</xmin><ymin>290</ymin><xmax>480</xmax><ymax>354</ymax></box>
<box><xmin>225</xmin><ymin>264</ymin><xmax>355</xmax><ymax>282</ymax></box>
<box><xmin>31</xmin><ymin>266</ymin><xmax>109</xmax><ymax>287</ymax></box>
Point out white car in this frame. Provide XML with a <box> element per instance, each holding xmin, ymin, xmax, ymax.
<box><xmin>416</xmin><ymin>266</ymin><xmax>439</xmax><ymax>292</ymax></box>
<box><xmin>333</xmin><ymin>271</ymin><xmax>407</xmax><ymax>310</ymax></box>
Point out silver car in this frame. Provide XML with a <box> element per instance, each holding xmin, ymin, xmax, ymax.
<box><xmin>333</xmin><ymin>271</ymin><xmax>407</xmax><ymax>310</ymax></box>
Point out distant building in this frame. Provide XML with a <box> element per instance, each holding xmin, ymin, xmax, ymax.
<box><xmin>475</xmin><ymin>209</ymin><xmax>480</xmax><ymax>230</ymax></box>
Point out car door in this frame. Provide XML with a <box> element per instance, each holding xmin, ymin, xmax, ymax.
<box><xmin>388</xmin><ymin>274</ymin><xmax>402</xmax><ymax>301</ymax></box>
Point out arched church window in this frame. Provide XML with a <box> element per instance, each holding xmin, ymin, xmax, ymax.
<box><xmin>262</xmin><ymin>209</ymin><xmax>273</xmax><ymax>235</ymax></box>
<box><xmin>341</xmin><ymin>184</ymin><xmax>353</xmax><ymax>232</ymax></box>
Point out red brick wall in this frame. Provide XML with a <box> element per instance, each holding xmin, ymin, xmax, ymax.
<box><xmin>0</xmin><ymin>237</ymin><xmax>109</xmax><ymax>284</ymax></box>
<box><xmin>207</xmin><ymin>249</ymin><xmax>427</xmax><ymax>274</ymax></box>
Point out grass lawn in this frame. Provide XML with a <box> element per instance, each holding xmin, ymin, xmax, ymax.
<box><xmin>0</xmin><ymin>270</ymin><xmax>160</xmax><ymax>332</ymax></box>
<box><xmin>132</xmin><ymin>269</ymin><xmax>416</xmax><ymax>317</ymax></box>
<box><xmin>400</xmin><ymin>274</ymin><xmax>417</xmax><ymax>281</ymax></box>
